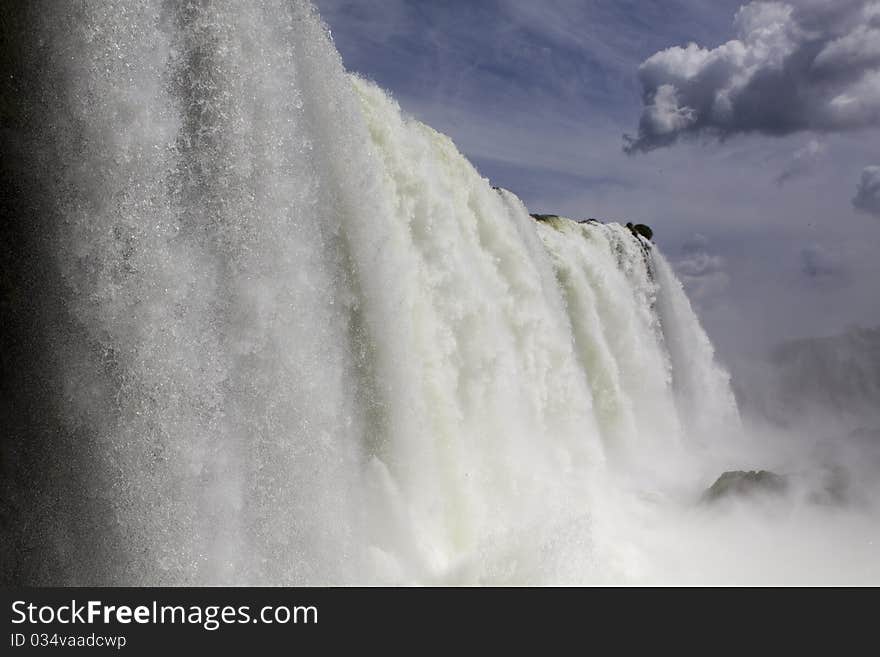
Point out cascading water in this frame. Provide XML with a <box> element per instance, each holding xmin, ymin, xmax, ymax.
<box><xmin>2</xmin><ymin>0</ymin><xmax>743</xmax><ymax>585</ymax></box>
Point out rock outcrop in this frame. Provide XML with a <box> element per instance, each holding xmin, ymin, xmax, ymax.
<box><xmin>702</xmin><ymin>470</ymin><xmax>788</xmax><ymax>502</ymax></box>
<box><xmin>626</xmin><ymin>222</ymin><xmax>653</xmax><ymax>241</ymax></box>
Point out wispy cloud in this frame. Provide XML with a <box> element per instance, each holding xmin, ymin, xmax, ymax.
<box><xmin>852</xmin><ymin>165</ymin><xmax>880</xmax><ymax>216</ymax></box>
<box><xmin>775</xmin><ymin>138</ymin><xmax>826</xmax><ymax>186</ymax></box>
<box><xmin>800</xmin><ymin>243</ymin><xmax>847</xmax><ymax>279</ymax></box>
<box><xmin>673</xmin><ymin>233</ymin><xmax>730</xmax><ymax>304</ymax></box>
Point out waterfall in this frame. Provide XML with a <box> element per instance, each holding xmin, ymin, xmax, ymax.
<box><xmin>2</xmin><ymin>0</ymin><xmax>739</xmax><ymax>585</ymax></box>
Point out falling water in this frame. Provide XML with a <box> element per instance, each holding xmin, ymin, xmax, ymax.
<box><xmin>2</xmin><ymin>0</ymin><xmax>744</xmax><ymax>585</ymax></box>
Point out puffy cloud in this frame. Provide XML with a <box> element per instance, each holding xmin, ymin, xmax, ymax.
<box><xmin>852</xmin><ymin>165</ymin><xmax>880</xmax><ymax>216</ymax></box>
<box><xmin>625</xmin><ymin>0</ymin><xmax>880</xmax><ymax>153</ymax></box>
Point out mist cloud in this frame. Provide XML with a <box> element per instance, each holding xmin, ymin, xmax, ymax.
<box><xmin>625</xmin><ymin>0</ymin><xmax>880</xmax><ymax>153</ymax></box>
<box><xmin>852</xmin><ymin>165</ymin><xmax>880</xmax><ymax>216</ymax></box>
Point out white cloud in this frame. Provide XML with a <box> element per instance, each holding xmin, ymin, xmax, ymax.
<box><xmin>626</xmin><ymin>1</ymin><xmax>880</xmax><ymax>152</ymax></box>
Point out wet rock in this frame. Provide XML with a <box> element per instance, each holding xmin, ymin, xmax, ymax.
<box><xmin>626</xmin><ymin>222</ymin><xmax>653</xmax><ymax>241</ymax></box>
<box><xmin>702</xmin><ymin>470</ymin><xmax>788</xmax><ymax>502</ymax></box>
<box><xmin>634</xmin><ymin>224</ymin><xmax>653</xmax><ymax>240</ymax></box>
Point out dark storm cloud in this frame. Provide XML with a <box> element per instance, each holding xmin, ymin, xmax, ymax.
<box><xmin>852</xmin><ymin>165</ymin><xmax>880</xmax><ymax>216</ymax></box>
<box><xmin>625</xmin><ymin>0</ymin><xmax>880</xmax><ymax>153</ymax></box>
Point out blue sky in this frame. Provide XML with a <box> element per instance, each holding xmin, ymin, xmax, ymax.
<box><xmin>314</xmin><ymin>0</ymin><xmax>880</xmax><ymax>364</ymax></box>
